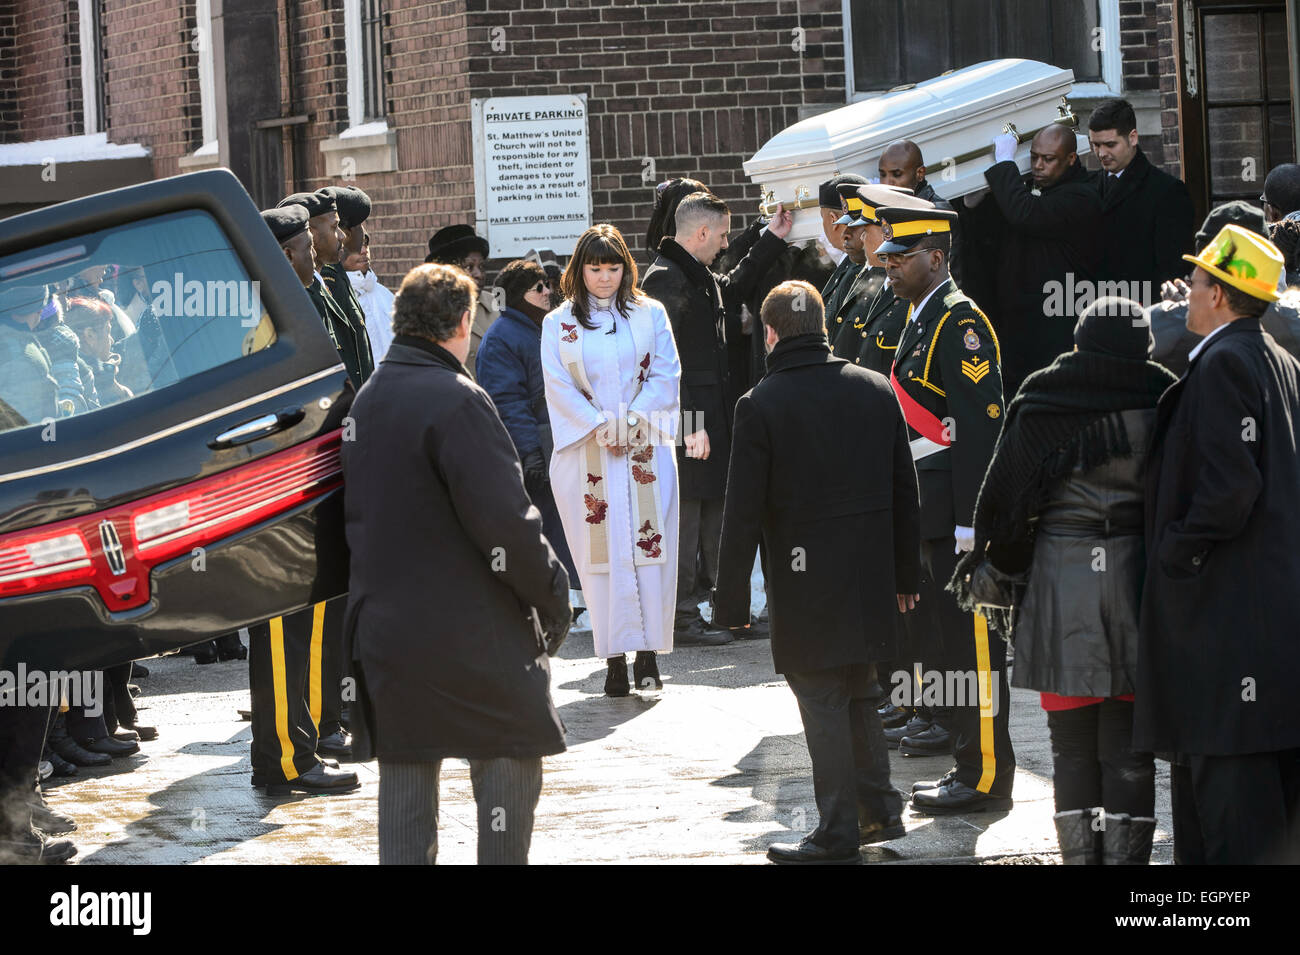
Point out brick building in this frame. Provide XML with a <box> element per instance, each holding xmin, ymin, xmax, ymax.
<box><xmin>2</xmin><ymin>1</ymin><xmax>1297</xmax><ymax>285</ymax></box>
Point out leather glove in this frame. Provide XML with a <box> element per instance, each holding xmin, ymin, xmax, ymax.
<box><xmin>522</xmin><ymin>449</ymin><xmax>548</xmax><ymax>490</ymax></box>
<box><xmin>954</xmin><ymin>525</ymin><xmax>975</xmax><ymax>554</ymax></box>
<box><xmin>993</xmin><ymin>133</ymin><xmax>1018</xmax><ymax>163</ymax></box>
<box><xmin>538</xmin><ymin>605</ymin><xmax>572</xmax><ymax>658</ymax></box>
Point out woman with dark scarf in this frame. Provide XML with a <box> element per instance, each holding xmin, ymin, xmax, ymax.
<box><xmin>950</xmin><ymin>297</ymin><xmax>1176</xmax><ymax>866</ymax></box>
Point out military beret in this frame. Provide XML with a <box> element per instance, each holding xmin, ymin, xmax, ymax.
<box><xmin>277</xmin><ymin>191</ymin><xmax>336</xmax><ymax>219</ymax></box>
<box><xmin>0</xmin><ymin>284</ymin><xmax>48</xmax><ymax>319</ymax></box>
<box><xmin>319</xmin><ymin>186</ymin><xmax>371</xmax><ymax>230</ymax></box>
<box><xmin>819</xmin><ymin>174</ymin><xmax>868</xmax><ymax>210</ymax></box>
<box><xmin>261</xmin><ymin>205</ymin><xmax>310</xmax><ymax>245</ymax></box>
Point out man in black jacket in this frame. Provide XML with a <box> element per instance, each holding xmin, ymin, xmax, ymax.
<box><xmin>879</xmin><ymin>140</ymin><xmax>961</xmax><ymax>283</ymax></box>
<box><xmin>1088</xmin><ymin>98</ymin><xmax>1195</xmax><ymax>297</ymax></box>
<box><xmin>1136</xmin><ymin>225</ymin><xmax>1300</xmax><ymax>865</ymax></box>
<box><xmin>641</xmin><ymin>192</ymin><xmax>791</xmax><ymax>644</ymax></box>
<box><xmin>713</xmin><ymin>281</ymin><xmax>920</xmax><ymax>864</ymax></box>
<box><xmin>968</xmin><ymin>123</ymin><xmax>1102</xmax><ymax>398</ymax></box>
<box><xmin>819</xmin><ymin>174</ymin><xmax>867</xmax><ymax>349</ymax></box>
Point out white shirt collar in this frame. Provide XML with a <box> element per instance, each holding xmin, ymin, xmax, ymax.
<box><xmin>909</xmin><ymin>281</ymin><xmax>945</xmax><ymax>323</ymax></box>
<box><xmin>1187</xmin><ymin>322</ymin><xmax>1229</xmax><ymax>364</ymax></box>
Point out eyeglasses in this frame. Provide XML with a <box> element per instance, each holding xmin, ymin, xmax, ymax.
<box><xmin>880</xmin><ymin>249</ymin><xmax>931</xmax><ymax>266</ymax></box>
<box><xmin>1260</xmin><ymin>193</ymin><xmax>1275</xmax><ymax>208</ymax></box>
<box><xmin>532</xmin><ymin>281</ymin><xmax>550</xmax><ymax>294</ymax></box>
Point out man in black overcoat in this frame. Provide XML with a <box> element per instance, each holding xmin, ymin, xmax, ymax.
<box><xmin>1087</xmin><ymin>98</ymin><xmax>1195</xmax><ymax>296</ymax></box>
<box><xmin>713</xmin><ymin>281</ymin><xmax>921</xmax><ymax>865</ymax></box>
<box><xmin>966</xmin><ymin>124</ymin><xmax>1102</xmax><ymax>398</ymax></box>
<box><xmin>641</xmin><ymin>192</ymin><xmax>791</xmax><ymax>644</ymax></box>
<box><xmin>342</xmin><ymin>263</ymin><xmax>571</xmax><ymax>865</ymax></box>
<box><xmin>1136</xmin><ymin>224</ymin><xmax>1300</xmax><ymax>864</ymax></box>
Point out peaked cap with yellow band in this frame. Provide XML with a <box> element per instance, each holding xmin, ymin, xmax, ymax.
<box><xmin>875</xmin><ymin>196</ymin><xmax>957</xmax><ymax>255</ymax></box>
<box><xmin>835</xmin><ymin>181</ymin><xmax>872</xmax><ymax>227</ymax></box>
<box><xmin>1182</xmin><ymin>223</ymin><xmax>1284</xmax><ymax>303</ymax></box>
<box><xmin>841</xmin><ymin>183</ymin><xmax>916</xmax><ymax>229</ymax></box>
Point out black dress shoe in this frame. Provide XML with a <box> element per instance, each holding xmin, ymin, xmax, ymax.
<box><xmin>123</xmin><ymin>723</ymin><xmax>158</xmax><ymax>742</ymax></box>
<box><xmin>673</xmin><ymin>619</ymin><xmax>734</xmax><ymax>646</ymax></box>
<box><xmin>43</xmin><ymin>748</ymin><xmax>78</xmax><ymax>777</ymax></box>
<box><xmin>911</xmin><ymin>768</ymin><xmax>958</xmax><ymax>793</ymax></box>
<box><xmin>112</xmin><ymin>729</ymin><xmax>139</xmax><ymax>742</ymax></box>
<box><xmin>859</xmin><ymin>816</ymin><xmax>907</xmax><ymax>845</ymax></box>
<box><xmin>767</xmin><ymin>835</ymin><xmax>861</xmax><ymax>865</ymax></box>
<box><xmin>737</xmin><ymin>613</ymin><xmax>769</xmax><ymax>638</ymax></box>
<box><xmin>48</xmin><ymin>734</ymin><xmax>110</xmax><ymax>768</ymax></box>
<box><xmin>604</xmin><ymin>656</ymin><xmax>630</xmax><ymax>697</ymax></box>
<box><xmin>0</xmin><ymin>829</ymin><xmax>77</xmax><ymax>864</ymax></box>
<box><xmin>899</xmin><ymin>723</ymin><xmax>951</xmax><ymax>757</ymax></box>
<box><xmin>910</xmin><ymin>779</ymin><xmax>1013</xmax><ymax>815</ymax></box>
<box><xmin>633</xmin><ymin>651</ymin><xmax>662</xmax><ymax>690</ymax></box>
<box><xmin>29</xmin><ymin>794</ymin><xmax>76</xmax><ymax>836</ymax></box>
<box><xmin>192</xmin><ymin>640</ymin><xmax>219</xmax><ymax>664</ymax></box>
<box><xmin>215</xmin><ymin>632</ymin><xmax>247</xmax><ymax>661</ymax></box>
<box><xmin>131</xmin><ymin>663</ymin><xmax>150</xmax><ymax>679</ymax></box>
<box><xmin>317</xmin><ymin>730</ymin><xmax>353</xmax><ymax>761</ymax></box>
<box><xmin>81</xmin><ymin>736</ymin><xmax>140</xmax><ymax>758</ymax></box>
<box><xmin>877</xmin><ymin>702</ymin><xmax>910</xmax><ymax>729</ymax></box>
<box><xmin>884</xmin><ymin>716</ymin><xmax>930</xmax><ymax>750</ymax></box>
<box><xmin>258</xmin><ymin>763</ymin><xmax>359</xmax><ymax>797</ymax></box>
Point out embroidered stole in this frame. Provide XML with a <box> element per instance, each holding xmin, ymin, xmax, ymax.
<box><xmin>557</xmin><ymin>307</ymin><xmax>667</xmax><ymax>573</ymax></box>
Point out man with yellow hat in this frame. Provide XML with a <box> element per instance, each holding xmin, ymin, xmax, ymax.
<box><xmin>877</xmin><ymin>200</ymin><xmax>1016</xmax><ymax>813</ymax></box>
<box><xmin>1136</xmin><ymin>224</ymin><xmax>1300</xmax><ymax>864</ymax></box>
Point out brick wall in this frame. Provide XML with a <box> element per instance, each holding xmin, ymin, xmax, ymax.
<box><xmin>0</xmin><ymin>1</ymin><xmax>18</xmax><ymax>141</ymax></box>
<box><xmin>1155</xmin><ymin>0</ymin><xmax>1180</xmax><ymax>179</ymax></box>
<box><xmin>8</xmin><ymin>0</ymin><xmax>81</xmax><ymax>141</ymax></box>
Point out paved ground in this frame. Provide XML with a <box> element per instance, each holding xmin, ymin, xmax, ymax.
<box><xmin>47</xmin><ymin>613</ymin><xmax>1175</xmax><ymax>866</ymax></box>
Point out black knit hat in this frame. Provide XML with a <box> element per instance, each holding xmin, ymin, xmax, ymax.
<box><xmin>277</xmin><ymin>191</ymin><xmax>335</xmax><ymax>219</ymax></box>
<box><xmin>319</xmin><ymin>186</ymin><xmax>371</xmax><ymax>229</ymax></box>
<box><xmin>1195</xmin><ymin>200</ymin><xmax>1267</xmax><ymax>252</ymax></box>
<box><xmin>426</xmin><ymin>224</ymin><xmax>489</xmax><ymax>264</ymax></box>
<box><xmin>0</xmin><ymin>284</ymin><xmax>48</xmax><ymax>319</ymax></box>
<box><xmin>261</xmin><ymin>205</ymin><xmax>309</xmax><ymax>245</ymax></box>
<box><xmin>1073</xmin><ymin>296</ymin><xmax>1150</xmax><ymax>360</ymax></box>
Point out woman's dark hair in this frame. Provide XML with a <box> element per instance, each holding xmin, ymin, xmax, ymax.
<box><xmin>496</xmin><ymin>259</ymin><xmax>548</xmax><ymax>312</ymax></box>
<box><xmin>644</xmin><ymin>177</ymin><xmax>708</xmax><ymax>255</ymax></box>
<box><xmin>1271</xmin><ymin>215</ymin><xmax>1300</xmax><ymax>273</ymax></box>
<box><xmin>392</xmin><ymin>264</ymin><xmax>477</xmax><ymax>341</ymax></box>
<box><xmin>561</xmin><ymin>224</ymin><xmax>641</xmax><ymax>330</ymax></box>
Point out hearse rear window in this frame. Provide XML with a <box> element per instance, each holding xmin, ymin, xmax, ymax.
<box><xmin>0</xmin><ymin>209</ymin><xmax>275</xmax><ymax>434</ymax></box>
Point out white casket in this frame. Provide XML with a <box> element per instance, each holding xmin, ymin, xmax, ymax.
<box><xmin>744</xmin><ymin>59</ymin><xmax>1090</xmax><ymax>243</ymax></box>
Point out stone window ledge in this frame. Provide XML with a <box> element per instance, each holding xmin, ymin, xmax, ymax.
<box><xmin>178</xmin><ymin>140</ymin><xmax>221</xmax><ymax>172</ymax></box>
<box><xmin>320</xmin><ymin>122</ymin><xmax>397</xmax><ymax>177</ymax></box>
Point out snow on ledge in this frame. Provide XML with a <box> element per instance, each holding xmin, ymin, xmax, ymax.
<box><xmin>337</xmin><ymin>120</ymin><xmax>390</xmax><ymax>140</ymax></box>
<box><xmin>0</xmin><ymin>133</ymin><xmax>150</xmax><ymax>167</ymax></box>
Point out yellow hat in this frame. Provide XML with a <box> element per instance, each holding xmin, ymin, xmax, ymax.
<box><xmin>1182</xmin><ymin>224</ymin><xmax>1283</xmax><ymax>303</ymax></box>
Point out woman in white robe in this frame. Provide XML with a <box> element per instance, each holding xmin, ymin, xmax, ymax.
<box><xmin>541</xmin><ymin>224</ymin><xmax>681</xmax><ymax>696</ymax></box>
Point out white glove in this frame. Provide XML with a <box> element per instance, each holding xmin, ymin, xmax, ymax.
<box><xmin>954</xmin><ymin>525</ymin><xmax>975</xmax><ymax>554</ymax></box>
<box><xmin>993</xmin><ymin>133</ymin><xmax>1018</xmax><ymax>163</ymax></box>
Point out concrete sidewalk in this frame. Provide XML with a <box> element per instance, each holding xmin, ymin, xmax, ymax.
<box><xmin>47</xmin><ymin>627</ymin><xmax>1174</xmax><ymax>865</ymax></box>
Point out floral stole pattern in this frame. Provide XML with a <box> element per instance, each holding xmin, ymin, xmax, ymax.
<box><xmin>557</xmin><ymin>307</ymin><xmax>667</xmax><ymax>573</ymax></box>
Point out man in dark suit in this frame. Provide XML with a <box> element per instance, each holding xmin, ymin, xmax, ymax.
<box><xmin>1088</xmin><ymin>98</ymin><xmax>1196</xmax><ymax>296</ymax></box>
<box><xmin>819</xmin><ymin>174</ymin><xmax>867</xmax><ymax>350</ymax></box>
<box><xmin>966</xmin><ymin>124</ymin><xmax>1103</xmax><ymax>398</ymax></box>
<box><xmin>878</xmin><ymin>140</ymin><xmax>962</xmax><ymax>283</ymax></box>
<box><xmin>641</xmin><ymin>192</ymin><xmax>791</xmax><ymax>645</ymax></box>
<box><xmin>713</xmin><ymin>280</ymin><xmax>920</xmax><ymax>864</ymax></box>
<box><xmin>838</xmin><ymin>184</ymin><xmax>917</xmax><ymax>376</ymax></box>
<box><xmin>1136</xmin><ymin>224</ymin><xmax>1300</xmax><ymax>865</ymax></box>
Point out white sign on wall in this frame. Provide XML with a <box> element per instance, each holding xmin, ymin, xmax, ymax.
<box><xmin>471</xmin><ymin>94</ymin><xmax>591</xmax><ymax>258</ymax></box>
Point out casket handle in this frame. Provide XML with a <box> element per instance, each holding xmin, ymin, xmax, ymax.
<box><xmin>758</xmin><ymin>186</ymin><xmax>819</xmax><ymax>217</ymax></box>
<box><xmin>950</xmin><ymin>96</ymin><xmax>1079</xmax><ymax>166</ymax></box>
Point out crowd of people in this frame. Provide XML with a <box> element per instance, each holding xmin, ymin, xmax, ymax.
<box><xmin>3</xmin><ymin>94</ymin><xmax>1299</xmax><ymax>866</ymax></box>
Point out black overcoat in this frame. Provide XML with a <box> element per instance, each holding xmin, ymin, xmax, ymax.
<box><xmin>1093</xmin><ymin>148</ymin><xmax>1196</xmax><ymax>293</ymax></box>
<box><xmin>641</xmin><ymin>231</ymin><xmax>785</xmax><ymax>499</ymax></box>
<box><xmin>1134</xmin><ymin>318</ymin><xmax>1300</xmax><ymax>754</ymax></box>
<box><xmin>341</xmin><ymin>336</ymin><xmax>570</xmax><ymax>762</ymax></box>
<box><xmin>712</xmin><ymin>334</ymin><xmax>921</xmax><ymax>673</ymax></box>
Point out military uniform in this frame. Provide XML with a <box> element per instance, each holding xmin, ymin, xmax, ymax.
<box><xmin>878</xmin><ymin>205</ymin><xmax>1015</xmax><ymax>808</ymax></box>
<box><xmin>821</xmin><ymin>255</ymin><xmax>861</xmax><ymax>349</ymax></box>
<box><xmin>848</xmin><ymin>284</ymin><xmax>911</xmax><ymax>377</ymax></box>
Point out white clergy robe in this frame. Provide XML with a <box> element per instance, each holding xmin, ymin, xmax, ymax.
<box><xmin>541</xmin><ymin>295</ymin><xmax>681</xmax><ymax>658</ymax></box>
<box><xmin>347</xmin><ymin>269</ymin><xmax>396</xmax><ymax>361</ymax></box>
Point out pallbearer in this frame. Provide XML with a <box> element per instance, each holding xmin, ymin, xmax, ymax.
<box><xmin>875</xmin><ymin>201</ymin><xmax>1016</xmax><ymax>813</ymax></box>
<box><xmin>823</xmin><ymin>185</ymin><xmax>879</xmax><ymax>349</ymax></box>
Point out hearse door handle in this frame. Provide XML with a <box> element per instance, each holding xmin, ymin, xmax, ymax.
<box><xmin>209</xmin><ymin>407</ymin><xmax>306</xmax><ymax>449</ymax></box>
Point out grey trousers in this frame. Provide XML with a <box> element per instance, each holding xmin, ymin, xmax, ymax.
<box><xmin>378</xmin><ymin>756</ymin><xmax>543</xmax><ymax>865</ymax></box>
<box><xmin>676</xmin><ymin>496</ymin><xmax>724</xmax><ymax>624</ymax></box>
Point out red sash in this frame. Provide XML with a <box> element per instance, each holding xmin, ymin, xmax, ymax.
<box><xmin>890</xmin><ymin>368</ymin><xmax>951</xmax><ymax>447</ymax></box>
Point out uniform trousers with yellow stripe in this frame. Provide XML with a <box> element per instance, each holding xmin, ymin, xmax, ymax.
<box><xmin>919</xmin><ymin>537</ymin><xmax>1015</xmax><ymax>797</ymax></box>
<box><xmin>247</xmin><ymin>596</ymin><xmax>346</xmax><ymax>783</ymax></box>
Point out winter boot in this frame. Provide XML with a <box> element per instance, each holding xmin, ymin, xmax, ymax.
<box><xmin>604</xmin><ymin>656</ymin><xmax>629</xmax><ymax>697</ymax></box>
<box><xmin>633</xmin><ymin>651</ymin><xmax>662</xmax><ymax>691</ymax></box>
<box><xmin>1101</xmin><ymin>813</ymin><xmax>1156</xmax><ymax>865</ymax></box>
<box><xmin>1053</xmin><ymin>808</ymin><xmax>1102</xmax><ymax>864</ymax></box>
